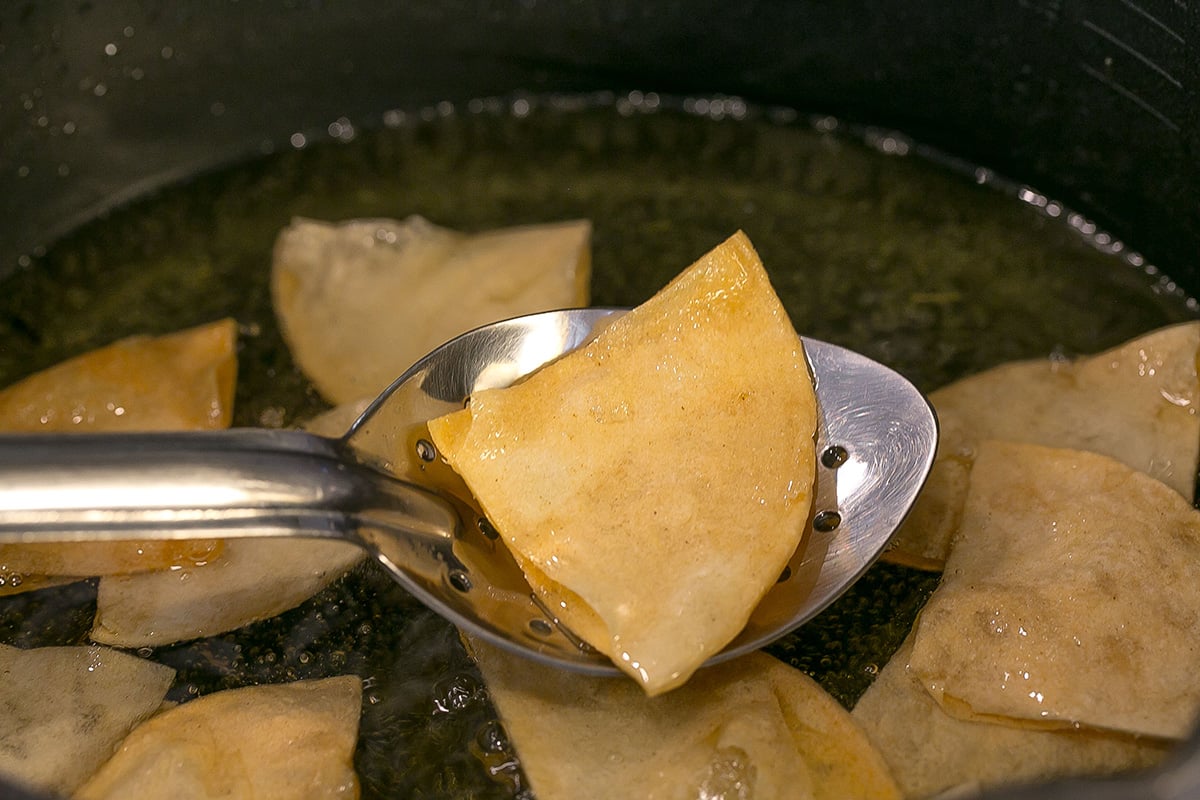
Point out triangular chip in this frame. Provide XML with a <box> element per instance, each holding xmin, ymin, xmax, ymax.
<box><xmin>90</xmin><ymin>401</ymin><xmax>369</xmax><ymax>648</ymax></box>
<box><xmin>887</xmin><ymin>322</ymin><xmax>1200</xmax><ymax>569</ymax></box>
<box><xmin>90</xmin><ymin>538</ymin><xmax>364</xmax><ymax>648</ymax></box>
<box><xmin>467</xmin><ymin>635</ymin><xmax>899</xmax><ymax>800</ymax></box>
<box><xmin>429</xmin><ymin>231</ymin><xmax>816</xmax><ymax>694</ymax></box>
<box><xmin>74</xmin><ymin>676</ymin><xmax>362</xmax><ymax>800</ymax></box>
<box><xmin>0</xmin><ymin>320</ymin><xmax>236</xmax><ymax>589</ymax></box>
<box><xmin>0</xmin><ymin>643</ymin><xmax>175</xmax><ymax>795</ymax></box>
<box><xmin>908</xmin><ymin>440</ymin><xmax>1200</xmax><ymax>739</ymax></box>
<box><xmin>852</xmin><ymin>637</ymin><xmax>1168</xmax><ymax>798</ymax></box>
<box><xmin>0</xmin><ymin>540</ymin><xmax>221</xmax><ymax>585</ymax></box>
<box><xmin>272</xmin><ymin>215</ymin><xmax>591</xmax><ymax>404</ymax></box>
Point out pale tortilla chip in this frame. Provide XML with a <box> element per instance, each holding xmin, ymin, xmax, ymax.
<box><xmin>0</xmin><ymin>320</ymin><xmax>236</xmax><ymax>589</ymax></box>
<box><xmin>429</xmin><ymin>231</ymin><xmax>817</xmax><ymax>694</ymax></box>
<box><xmin>887</xmin><ymin>322</ymin><xmax>1200</xmax><ymax>569</ymax></box>
<box><xmin>272</xmin><ymin>215</ymin><xmax>592</xmax><ymax>404</ymax></box>
<box><xmin>90</xmin><ymin>538</ymin><xmax>365</xmax><ymax>648</ymax></box>
<box><xmin>90</xmin><ymin>401</ymin><xmax>369</xmax><ymax>648</ymax></box>
<box><xmin>75</xmin><ymin>676</ymin><xmax>362</xmax><ymax>800</ymax></box>
<box><xmin>0</xmin><ymin>643</ymin><xmax>175</xmax><ymax>795</ymax></box>
<box><xmin>852</xmin><ymin>637</ymin><xmax>1168</xmax><ymax>798</ymax></box>
<box><xmin>908</xmin><ymin>440</ymin><xmax>1200</xmax><ymax>739</ymax></box>
<box><xmin>467</xmin><ymin>636</ymin><xmax>899</xmax><ymax>800</ymax></box>
<box><xmin>0</xmin><ymin>540</ymin><xmax>221</xmax><ymax>583</ymax></box>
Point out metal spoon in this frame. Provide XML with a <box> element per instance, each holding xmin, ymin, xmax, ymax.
<box><xmin>0</xmin><ymin>308</ymin><xmax>937</xmax><ymax>674</ymax></box>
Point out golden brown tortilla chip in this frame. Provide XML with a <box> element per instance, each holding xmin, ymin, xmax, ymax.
<box><xmin>0</xmin><ymin>318</ymin><xmax>237</xmax><ymax>433</ymax></box>
<box><xmin>0</xmin><ymin>540</ymin><xmax>221</xmax><ymax>584</ymax></box>
<box><xmin>0</xmin><ymin>644</ymin><xmax>175</xmax><ymax>795</ymax></box>
<box><xmin>430</xmin><ymin>232</ymin><xmax>817</xmax><ymax>694</ymax></box>
<box><xmin>90</xmin><ymin>538</ymin><xmax>364</xmax><ymax>648</ymax></box>
<box><xmin>75</xmin><ymin>676</ymin><xmax>362</xmax><ymax>800</ymax></box>
<box><xmin>467</xmin><ymin>635</ymin><xmax>899</xmax><ymax>800</ymax></box>
<box><xmin>853</xmin><ymin>637</ymin><xmax>1168</xmax><ymax>798</ymax></box>
<box><xmin>0</xmin><ymin>320</ymin><xmax>236</xmax><ymax>589</ymax></box>
<box><xmin>272</xmin><ymin>215</ymin><xmax>591</xmax><ymax>404</ymax></box>
<box><xmin>887</xmin><ymin>322</ymin><xmax>1200</xmax><ymax>569</ymax></box>
<box><xmin>908</xmin><ymin>440</ymin><xmax>1200</xmax><ymax>739</ymax></box>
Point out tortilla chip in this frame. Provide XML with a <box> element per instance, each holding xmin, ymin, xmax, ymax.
<box><xmin>886</xmin><ymin>322</ymin><xmax>1200</xmax><ymax>569</ymax></box>
<box><xmin>75</xmin><ymin>676</ymin><xmax>362</xmax><ymax>800</ymax></box>
<box><xmin>0</xmin><ymin>644</ymin><xmax>175</xmax><ymax>795</ymax></box>
<box><xmin>0</xmin><ymin>540</ymin><xmax>221</xmax><ymax>584</ymax></box>
<box><xmin>0</xmin><ymin>320</ymin><xmax>236</xmax><ymax>589</ymax></box>
<box><xmin>272</xmin><ymin>215</ymin><xmax>591</xmax><ymax>404</ymax></box>
<box><xmin>90</xmin><ymin>401</ymin><xmax>368</xmax><ymax>648</ymax></box>
<box><xmin>429</xmin><ymin>232</ymin><xmax>817</xmax><ymax>694</ymax></box>
<box><xmin>908</xmin><ymin>440</ymin><xmax>1200</xmax><ymax>739</ymax></box>
<box><xmin>852</xmin><ymin>637</ymin><xmax>1168</xmax><ymax>798</ymax></box>
<box><xmin>0</xmin><ymin>318</ymin><xmax>237</xmax><ymax>433</ymax></box>
<box><xmin>467</xmin><ymin>636</ymin><xmax>899</xmax><ymax>800</ymax></box>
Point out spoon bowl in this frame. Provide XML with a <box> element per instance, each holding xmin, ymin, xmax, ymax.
<box><xmin>0</xmin><ymin>308</ymin><xmax>937</xmax><ymax>674</ymax></box>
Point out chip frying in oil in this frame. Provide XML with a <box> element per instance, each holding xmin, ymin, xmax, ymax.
<box><xmin>75</xmin><ymin>676</ymin><xmax>362</xmax><ymax>800</ymax></box>
<box><xmin>908</xmin><ymin>440</ymin><xmax>1200</xmax><ymax>740</ymax></box>
<box><xmin>467</xmin><ymin>634</ymin><xmax>900</xmax><ymax>800</ymax></box>
<box><xmin>887</xmin><ymin>322</ymin><xmax>1200</xmax><ymax>569</ymax></box>
<box><xmin>0</xmin><ymin>644</ymin><xmax>175</xmax><ymax>796</ymax></box>
<box><xmin>272</xmin><ymin>215</ymin><xmax>591</xmax><ymax>404</ymax></box>
<box><xmin>852</xmin><ymin>637</ymin><xmax>1168</xmax><ymax>798</ymax></box>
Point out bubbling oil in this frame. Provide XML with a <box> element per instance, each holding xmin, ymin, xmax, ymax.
<box><xmin>0</xmin><ymin>93</ymin><xmax>1195</xmax><ymax>799</ymax></box>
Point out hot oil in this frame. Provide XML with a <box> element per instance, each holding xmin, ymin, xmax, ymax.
<box><xmin>0</xmin><ymin>94</ymin><xmax>1196</xmax><ymax>798</ymax></box>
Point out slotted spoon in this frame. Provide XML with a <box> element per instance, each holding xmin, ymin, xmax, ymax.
<box><xmin>0</xmin><ymin>308</ymin><xmax>937</xmax><ymax>674</ymax></box>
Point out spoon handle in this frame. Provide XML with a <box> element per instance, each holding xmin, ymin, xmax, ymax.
<box><xmin>0</xmin><ymin>428</ymin><xmax>459</xmax><ymax>545</ymax></box>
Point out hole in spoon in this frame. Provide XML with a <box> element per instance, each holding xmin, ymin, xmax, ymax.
<box><xmin>448</xmin><ymin>570</ymin><xmax>472</xmax><ymax>592</ymax></box>
<box><xmin>777</xmin><ymin>565</ymin><xmax>792</xmax><ymax>583</ymax></box>
<box><xmin>813</xmin><ymin>510</ymin><xmax>842</xmax><ymax>532</ymax></box>
<box><xmin>415</xmin><ymin>439</ymin><xmax>437</xmax><ymax>462</ymax></box>
<box><xmin>821</xmin><ymin>444</ymin><xmax>849</xmax><ymax>469</ymax></box>
<box><xmin>478</xmin><ymin>517</ymin><xmax>499</xmax><ymax>540</ymax></box>
<box><xmin>528</xmin><ymin>618</ymin><xmax>554</xmax><ymax>636</ymax></box>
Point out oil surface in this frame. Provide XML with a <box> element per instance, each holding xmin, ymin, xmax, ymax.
<box><xmin>0</xmin><ymin>94</ymin><xmax>1195</xmax><ymax>798</ymax></box>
